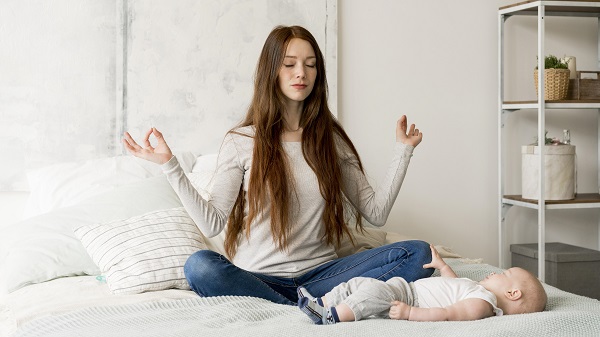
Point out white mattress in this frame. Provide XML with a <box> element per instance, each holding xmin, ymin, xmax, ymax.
<box><xmin>4</xmin><ymin>259</ymin><xmax>600</xmax><ymax>337</ymax></box>
<box><xmin>0</xmin><ymin>275</ymin><xmax>198</xmax><ymax>336</ymax></box>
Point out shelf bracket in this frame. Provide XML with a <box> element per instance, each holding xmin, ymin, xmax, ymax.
<box><xmin>501</xmin><ymin>109</ymin><xmax>513</xmax><ymax>128</ymax></box>
<box><xmin>501</xmin><ymin>203</ymin><xmax>513</xmax><ymax>221</ymax></box>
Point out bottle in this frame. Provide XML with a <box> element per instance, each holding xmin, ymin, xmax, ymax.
<box><xmin>563</xmin><ymin>129</ymin><xmax>571</xmax><ymax>145</ymax></box>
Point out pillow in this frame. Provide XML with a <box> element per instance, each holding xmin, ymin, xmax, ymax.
<box><xmin>336</xmin><ymin>226</ymin><xmax>388</xmax><ymax>258</ymax></box>
<box><xmin>186</xmin><ymin>171</ymin><xmax>213</xmax><ymax>200</ymax></box>
<box><xmin>187</xmin><ymin>154</ymin><xmax>218</xmax><ymax>201</ymax></box>
<box><xmin>74</xmin><ymin>207</ymin><xmax>205</xmax><ymax>294</ymax></box>
<box><xmin>23</xmin><ymin>152</ymin><xmax>195</xmax><ymax>219</ymax></box>
<box><xmin>191</xmin><ymin>153</ymin><xmax>218</xmax><ymax>173</ymax></box>
<box><xmin>0</xmin><ymin>175</ymin><xmax>183</xmax><ymax>293</ymax></box>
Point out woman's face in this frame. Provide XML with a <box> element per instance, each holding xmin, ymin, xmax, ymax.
<box><xmin>277</xmin><ymin>38</ymin><xmax>317</xmax><ymax>106</ymax></box>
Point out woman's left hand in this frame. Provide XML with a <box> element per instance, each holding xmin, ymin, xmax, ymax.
<box><xmin>396</xmin><ymin>115</ymin><xmax>423</xmax><ymax>147</ymax></box>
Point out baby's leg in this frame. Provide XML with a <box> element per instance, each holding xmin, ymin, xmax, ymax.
<box><xmin>341</xmin><ymin>277</ymin><xmax>413</xmax><ymax>321</ymax></box>
<box><xmin>323</xmin><ymin>277</ymin><xmax>380</xmax><ymax>307</ymax></box>
<box><xmin>298</xmin><ymin>277</ymin><xmax>384</xmax><ymax>325</ymax></box>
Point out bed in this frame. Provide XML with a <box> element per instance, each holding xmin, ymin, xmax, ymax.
<box><xmin>2</xmin><ymin>154</ymin><xmax>600</xmax><ymax>337</ymax></box>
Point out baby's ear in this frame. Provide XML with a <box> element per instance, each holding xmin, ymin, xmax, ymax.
<box><xmin>505</xmin><ymin>289</ymin><xmax>522</xmax><ymax>301</ymax></box>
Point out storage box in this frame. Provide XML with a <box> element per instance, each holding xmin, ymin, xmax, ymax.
<box><xmin>521</xmin><ymin>145</ymin><xmax>575</xmax><ymax>200</ymax></box>
<box><xmin>511</xmin><ymin>242</ymin><xmax>600</xmax><ymax>300</ymax></box>
<box><xmin>566</xmin><ymin>71</ymin><xmax>600</xmax><ymax>100</ymax></box>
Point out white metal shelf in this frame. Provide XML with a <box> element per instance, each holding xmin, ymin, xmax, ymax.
<box><xmin>502</xmin><ymin>195</ymin><xmax>600</xmax><ymax>210</ymax></box>
<box><xmin>500</xmin><ymin>1</ymin><xmax>600</xmax><ymax>17</ymax></box>
<box><xmin>498</xmin><ymin>0</ymin><xmax>600</xmax><ymax>282</ymax></box>
<box><xmin>502</xmin><ymin>101</ymin><xmax>600</xmax><ymax>110</ymax></box>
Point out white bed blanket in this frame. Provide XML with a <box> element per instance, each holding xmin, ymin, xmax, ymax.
<box><xmin>9</xmin><ymin>259</ymin><xmax>600</xmax><ymax>337</ymax></box>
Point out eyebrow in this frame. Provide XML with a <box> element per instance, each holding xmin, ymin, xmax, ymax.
<box><xmin>284</xmin><ymin>55</ymin><xmax>316</xmax><ymax>59</ymax></box>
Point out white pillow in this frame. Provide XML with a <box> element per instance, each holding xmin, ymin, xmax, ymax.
<box><xmin>191</xmin><ymin>153</ymin><xmax>218</xmax><ymax>173</ymax></box>
<box><xmin>187</xmin><ymin>154</ymin><xmax>218</xmax><ymax>200</ymax></box>
<box><xmin>23</xmin><ymin>152</ymin><xmax>195</xmax><ymax>219</ymax></box>
<box><xmin>0</xmin><ymin>176</ymin><xmax>183</xmax><ymax>293</ymax></box>
<box><xmin>74</xmin><ymin>207</ymin><xmax>205</xmax><ymax>294</ymax></box>
<box><xmin>336</xmin><ymin>227</ymin><xmax>387</xmax><ymax>258</ymax></box>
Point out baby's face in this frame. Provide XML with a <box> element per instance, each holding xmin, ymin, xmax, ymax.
<box><xmin>479</xmin><ymin>267</ymin><xmax>527</xmax><ymax>291</ymax></box>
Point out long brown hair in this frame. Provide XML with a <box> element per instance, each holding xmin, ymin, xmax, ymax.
<box><xmin>224</xmin><ymin>25</ymin><xmax>364</xmax><ymax>259</ymax></box>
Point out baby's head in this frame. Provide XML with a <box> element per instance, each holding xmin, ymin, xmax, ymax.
<box><xmin>480</xmin><ymin>267</ymin><xmax>547</xmax><ymax>315</ymax></box>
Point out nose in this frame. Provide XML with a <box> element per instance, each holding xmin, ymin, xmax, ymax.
<box><xmin>295</xmin><ymin>65</ymin><xmax>306</xmax><ymax>79</ymax></box>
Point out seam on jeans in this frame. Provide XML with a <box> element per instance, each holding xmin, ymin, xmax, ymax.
<box><xmin>376</xmin><ymin>249</ymin><xmax>410</xmax><ymax>281</ymax></box>
<box><xmin>254</xmin><ymin>274</ymin><xmax>296</xmax><ymax>288</ymax></box>
<box><xmin>214</xmin><ymin>254</ymin><xmax>291</xmax><ymax>303</ymax></box>
<box><xmin>302</xmin><ymin>246</ymin><xmax>409</xmax><ymax>287</ymax></box>
<box><xmin>244</xmin><ymin>271</ymin><xmax>294</xmax><ymax>302</ymax></box>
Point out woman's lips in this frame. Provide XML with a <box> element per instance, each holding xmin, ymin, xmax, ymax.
<box><xmin>292</xmin><ymin>84</ymin><xmax>307</xmax><ymax>89</ymax></box>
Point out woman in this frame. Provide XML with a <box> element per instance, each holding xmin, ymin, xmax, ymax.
<box><xmin>123</xmin><ymin>25</ymin><xmax>432</xmax><ymax>305</ymax></box>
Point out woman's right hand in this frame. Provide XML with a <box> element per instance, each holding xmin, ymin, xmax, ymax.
<box><xmin>122</xmin><ymin>127</ymin><xmax>173</xmax><ymax>165</ymax></box>
<box><xmin>396</xmin><ymin>115</ymin><xmax>423</xmax><ymax>147</ymax></box>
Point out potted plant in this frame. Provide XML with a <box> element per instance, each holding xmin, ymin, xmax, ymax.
<box><xmin>534</xmin><ymin>54</ymin><xmax>571</xmax><ymax>100</ymax></box>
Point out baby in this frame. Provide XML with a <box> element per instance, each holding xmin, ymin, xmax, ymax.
<box><xmin>298</xmin><ymin>244</ymin><xmax>546</xmax><ymax>324</ymax></box>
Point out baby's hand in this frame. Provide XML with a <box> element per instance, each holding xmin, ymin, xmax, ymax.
<box><xmin>389</xmin><ymin>301</ymin><xmax>411</xmax><ymax>320</ymax></box>
<box><xmin>422</xmin><ymin>244</ymin><xmax>447</xmax><ymax>270</ymax></box>
<box><xmin>423</xmin><ymin>244</ymin><xmax>458</xmax><ymax>278</ymax></box>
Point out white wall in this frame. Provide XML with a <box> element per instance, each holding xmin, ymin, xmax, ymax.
<box><xmin>0</xmin><ymin>0</ymin><xmax>335</xmax><ymax>224</ymax></box>
<box><xmin>124</xmin><ymin>0</ymin><xmax>337</xmax><ymax>156</ymax></box>
<box><xmin>0</xmin><ymin>0</ymin><xmax>336</xmax><ymax>192</ymax></box>
<box><xmin>339</xmin><ymin>0</ymin><xmax>599</xmax><ymax>265</ymax></box>
<box><xmin>0</xmin><ymin>0</ymin><xmax>116</xmax><ymax>191</ymax></box>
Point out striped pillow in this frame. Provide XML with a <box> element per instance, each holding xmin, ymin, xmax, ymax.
<box><xmin>74</xmin><ymin>207</ymin><xmax>205</xmax><ymax>294</ymax></box>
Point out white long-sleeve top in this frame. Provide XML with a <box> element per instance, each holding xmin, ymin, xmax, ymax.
<box><xmin>161</xmin><ymin>126</ymin><xmax>414</xmax><ymax>278</ymax></box>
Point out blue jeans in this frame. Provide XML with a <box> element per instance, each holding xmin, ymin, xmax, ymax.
<box><xmin>183</xmin><ymin>240</ymin><xmax>433</xmax><ymax>305</ymax></box>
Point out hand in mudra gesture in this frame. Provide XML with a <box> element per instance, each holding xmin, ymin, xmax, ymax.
<box><xmin>122</xmin><ymin>127</ymin><xmax>173</xmax><ymax>165</ymax></box>
<box><xmin>396</xmin><ymin>115</ymin><xmax>423</xmax><ymax>147</ymax></box>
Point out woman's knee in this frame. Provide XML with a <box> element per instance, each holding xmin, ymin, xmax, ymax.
<box><xmin>408</xmin><ymin>240</ymin><xmax>432</xmax><ymax>261</ymax></box>
<box><xmin>389</xmin><ymin>240</ymin><xmax>434</xmax><ymax>279</ymax></box>
<box><xmin>407</xmin><ymin>240</ymin><xmax>434</xmax><ymax>278</ymax></box>
<box><xmin>387</xmin><ymin>239</ymin><xmax>430</xmax><ymax>257</ymax></box>
<box><xmin>184</xmin><ymin>250</ymin><xmax>222</xmax><ymax>292</ymax></box>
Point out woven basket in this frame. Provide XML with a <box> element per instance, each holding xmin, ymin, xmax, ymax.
<box><xmin>534</xmin><ymin>68</ymin><xmax>570</xmax><ymax>100</ymax></box>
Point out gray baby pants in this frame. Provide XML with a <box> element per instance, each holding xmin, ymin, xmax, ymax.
<box><xmin>323</xmin><ymin>276</ymin><xmax>417</xmax><ymax>321</ymax></box>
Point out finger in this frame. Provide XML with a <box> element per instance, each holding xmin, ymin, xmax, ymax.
<box><xmin>152</xmin><ymin>127</ymin><xmax>167</xmax><ymax>143</ymax></box>
<box><xmin>399</xmin><ymin>116</ymin><xmax>407</xmax><ymax>131</ymax></box>
<box><xmin>143</xmin><ymin>128</ymin><xmax>153</xmax><ymax>148</ymax></box>
<box><xmin>122</xmin><ymin>138</ymin><xmax>136</xmax><ymax>154</ymax></box>
<box><xmin>423</xmin><ymin>263</ymin><xmax>432</xmax><ymax>269</ymax></box>
<box><xmin>123</xmin><ymin>132</ymin><xmax>143</xmax><ymax>151</ymax></box>
<box><xmin>408</xmin><ymin>123</ymin><xmax>415</xmax><ymax>136</ymax></box>
<box><xmin>413</xmin><ymin>128</ymin><xmax>419</xmax><ymax>136</ymax></box>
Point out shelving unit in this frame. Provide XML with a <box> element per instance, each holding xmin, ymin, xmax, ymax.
<box><xmin>498</xmin><ymin>1</ymin><xmax>600</xmax><ymax>282</ymax></box>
